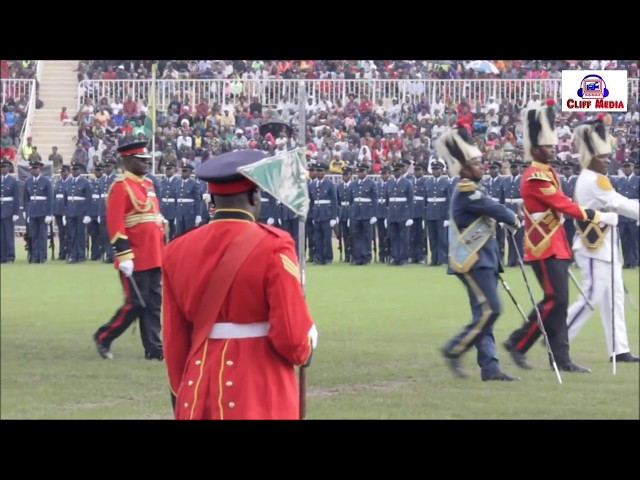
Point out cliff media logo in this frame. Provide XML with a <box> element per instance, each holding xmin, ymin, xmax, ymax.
<box><xmin>562</xmin><ymin>70</ymin><xmax>627</xmax><ymax>112</ymax></box>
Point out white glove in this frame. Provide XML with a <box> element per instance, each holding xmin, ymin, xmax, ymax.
<box><xmin>97</xmin><ymin>216</ymin><xmax>101</xmax><ymax>223</ymax></box>
<box><xmin>370</xmin><ymin>217</ymin><xmax>377</xmax><ymax>225</ymax></box>
<box><xmin>405</xmin><ymin>219</ymin><xmax>414</xmax><ymax>227</ymax></box>
<box><xmin>384</xmin><ymin>219</ymin><xmax>388</xmax><ymax>228</ymax></box>
<box><xmin>202</xmin><ymin>193</ymin><xmax>211</xmax><ymax>203</ymax></box>
<box><xmin>195</xmin><ymin>215</ymin><xmax>202</xmax><ymax>225</ymax></box>
<box><xmin>83</xmin><ymin>215</ymin><xmax>91</xmax><ymax>224</ymax></box>
<box><xmin>308</xmin><ymin>324</ymin><xmax>318</xmax><ymax>349</ymax></box>
<box><xmin>118</xmin><ymin>259</ymin><xmax>134</xmax><ymax>277</ymax></box>
<box><xmin>443</xmin><ymin>220</ymin><xmax>450</xmax><ymax>227</ymax></box>
<box><xmin>422</xmin><ymin>220</ymin><xmax>425</xmax><ymax>229</ymax></box>
<box><xmin>27</xmin><ymin>217</ymin><xmax>29</xmax><ymax>223</ymax></box>
<box><xmin>347</xmin><ymin>219</ymin><xmax>350</xmax><ymax>227</ymax></box>
<box><xmin>23</xmin><ymin>212</ymin><xmax>26</xmax><ymax>219</ymax></box>
<box><xmin>267</xmin><ymin>217</ymin><xmax>275</xmax><ymax>225</ymax></box>
<box><xmin>329</xmin><ymin>219</ymin><xmax>337</xmax><ymax>228</ymax></box>
<box><xmin>45</xmin><ymin>216</ymin><xmax>52</xmax><ymax>224</ymax></box>
<box><xmin>12</xmin><ymin>215</ymin><xmax>18</xmax><ymax>222</ymax></box>
<box><xmin>163</xmin><ymin>217</ymin><xmax>169</xmax><ymax>224</ymax></box>
<box><xmin>62</xmin><ymin>216</ymin><xmax>67</xmax><ymax>226</ymax></box>
<box><xmin>598</xmin><ymin>212</ymin><xmax>618</xmax><ymax>227</ymax></box>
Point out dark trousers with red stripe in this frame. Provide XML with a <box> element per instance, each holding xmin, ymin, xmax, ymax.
<box><xmin>94</xmin><ymin>267</ymin><xmax>163</xmax><ymax>357</ymax></box>
<box><xmin>505</xmin><ymin>257</ymin><xmax>572</xmax><ymax>365</ymax></box>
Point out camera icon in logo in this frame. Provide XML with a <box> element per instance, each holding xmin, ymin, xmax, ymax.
<box><xmin>577</xmin><ymin>74</ymin><xmax>610</xmax><ymax>99</ymax></box>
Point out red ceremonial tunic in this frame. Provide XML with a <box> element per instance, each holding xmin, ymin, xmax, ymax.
<box><xmin>521</xmin><ymin>161</ymin><xmax>592</xmax><ymax>262</ymax></box>
<box><xmin>106</xmin><ymin>171</ymin><xmax>164</xmax><ymax>270</ymax></box>
<box><xmin>162</xmin><ymin>210</ymin><xmax>314</xmax><ymax>420</ymax></box>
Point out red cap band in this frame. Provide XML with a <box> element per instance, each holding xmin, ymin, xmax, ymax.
<box><xmin>208</xmin><ymin>178</ymin><xmax>256</xmax><ymax>195</ymax></box>
<box><xmin>119</xmin><ymin>146</ymin><xmax>147</xmax><ymax>155</ymax></box>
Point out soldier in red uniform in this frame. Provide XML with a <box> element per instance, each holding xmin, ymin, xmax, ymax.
<box><xmin>93</xmin><ymin>139</ymin><xmax>165</xmax><ymax>361</ymax></box>
<box><xmin>503</xmin><ymin>101</ymin><xmax>618</xmax><ymax>372</ymax></box>
<box><xmin>162</xmin><ymin>149</ymin><xmax>318</xmax><ymax>420</ymax></box>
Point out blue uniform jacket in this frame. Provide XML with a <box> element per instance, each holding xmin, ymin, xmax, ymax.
<box><xmin>64</xmin><ymin>176</ymin><xmax>91</xmax><ymax>217</ymax></box>
<box><xmin>337</xmin><ymin>181</ymin><xmax>351</xmax><ymax>221</ymax></box>
<box><xmin>376</xmin><ymin>179</ymin><xmax>388</xmax><ymax>219</ymax></box>
<box><xmin>310</xmin><ymin>178</ymin><xmax>338</xmax><ymax>221</ymax></box>
<box><xmin>88</xmin><ymin>178</ymin><xmax>103</xmax><ymax>217</ymax></box>
<box><xmin>176</xmin><ymin>177</ymin><xmax>201</xmax><ymax>220</ymax></box>
<box><xmin>160</xmin><ymin>175</ymin><xmax>179</xmax><ymax>220</ymax></box>
<box><xmin>52</xmin><ymin>177</ymin><xmax>69</xmax><ymax>216</ymax></box>
<box><xmin>23</xmin><ymin>175</ymin><xmax>53</xmax><ymax>218</ymax></box>
<box><xmin>1</xmin><ymin>174</ymin><xmax>21</xmax><ymax>218</ymax></box>
<box><xmin>425</xmin><ymin>175</ymin><xmax>450</xmax><ymax>220</ymax></box>
<box><xmin>483</xmin><ymin>175</ymin><xmax>504</xmax><ymax>204</ymax></box>
<box><xmin>500</xmin><ymin>174</ymin><xmax>523</xmax><ymax>214</ymax></box>
<box><xmin>386</xmin><ymin>176</ymin><xmax>414</xmax><ymax>222</ymax></box>
<box><xmin>448</xmin><ymin>179</ymin><xmax>517</xmax><ymax>274</ymax></box>
<box><xmin>412</xmin><ymin>176</ymin><xmax>427</xmax><ymax>218</ymax></box>
<box><xmin>348</xmin><ymin>177</ymin><xmax>377</xmax><ymax>220</ymax></box>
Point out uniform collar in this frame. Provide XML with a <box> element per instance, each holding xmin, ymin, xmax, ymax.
<box><xmin>125</xmin><ymin>171</ymin><xmax>144</xmax><ymax>182</ymax></box>
<box><xmin>212</xmin><ymin>208</ymin><xmax>255</xmax><ymax>223</ymax></box>
<box><xmin>531</xmin><ymin>161</ymin><xmax>551</xmax><ymax>171</ymax></box>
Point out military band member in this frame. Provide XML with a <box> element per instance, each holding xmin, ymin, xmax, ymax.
<box><xmin>483</xmin><ymin>161</ymin><xmax>505</xmax><ymax>262</ymax></box>
<box><xmin>559</xmin><ymin>160</ymin><xmax>578</xmax><ymax>250</ymax></box>
<box><xmin>88</xmin><ymin>164</ymin><xmax>105</xmax><ymax>260</ymax></box>
<box><xmin>52</xmin><ymin>165</ymin><xmax>71</xmax><ymax>260</ymax></box>
<box><xmin>102</xmin><ymin>158</ymin><xmax>118</xmax><ymax>263</ymax></box>
<box><xmin>410</xmin><ymin>162</ymin><xmax>427</xmax><ymax>264</ymax></box>
<box><xmin>567</xmin><ymin>119</ymin><xmax>639</xmax><ymax>362</ymax></box>
<box><xmin>337</xmin><ymin>166</ymin><xmax>353</xmax><ymax>262</ymax></box>
<box><xmin>163</xmin><ymin>149</ymin><xmax>317</xmax><ymax>419</ymax></box>
<box><xmin>0</xmin><ymin>158</ymin><xmax>20</xmax><ymax>263</ymax></box>
<box><xmin>503</xmin><ymin>101</ymin><xmax>618</xmax><ymax>373</ymax></box>
<box><xmin>386</xmin><ymin>162</ymin><xmax>414</xmax><ymax>266</ymax></box>
<box><xmin>258</xmin><ymin>190</ymin><xmax>280</xmax><ymax>226</ymax></box>
<box><xmin>615</xmin><ymin>160</ymin><xmax>639</xmax><ymax>268</ymax></box>
<box><xmin>64</xmin><ymin>162</ymin><xmax>92</xmax><ymax>263</ymax></box>
<box><xmin>160</xmin><ymin>163</ymin><xmax>179</xmax><ymax>241</ymax></box>
<box><xmin>175</xmin><ymin>164</ymin><xmax>202</xmax><ymax>236</ymax></box>
<box><xmin>437</xmin><ymin>126</ymin><xmax>521</xmax><ymax>381</ymax></box>
<box><xmin>23</xmin><ymin>160</ymin><xmax>53</xmax><ymax>263</ymax></box>
<box><xmin>310</xmin><ymin>164</ymin><xmax>338</xmax><ymax>265</ymax></box>
<box><xmin>93</xmin><ymin>139</ymin><xmax>164</xmax><ymax>361</ymax></box>
<box><xmin>348</xmin><ymin>163</ymin><xmax>377</xmax><ymax>265</ymax></box>
<box><xmin>501</xmin><ymin>160</ymin><xmax>524</xmax><ymax>267</ymax></box>
<box><xmin>425</xmin><ymin>160</ymin><xmax>450</xmax><ymax>266</ymax></box>
<box><xmin>376</xmin><ymin>166</ymin><xmax>391</xmax><ymax>263</ymax></box>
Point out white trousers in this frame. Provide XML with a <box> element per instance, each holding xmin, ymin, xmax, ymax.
<box><xmin>566</xmin><ymin>251</ymin><xmax>631</xmax><ymax>356</ymax></box>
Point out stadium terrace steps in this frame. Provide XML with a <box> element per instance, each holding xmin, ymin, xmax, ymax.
<box><xmin>29</xmin><ymin>60</ymin><xmax>80</xmax><ymax>166</ymax></box>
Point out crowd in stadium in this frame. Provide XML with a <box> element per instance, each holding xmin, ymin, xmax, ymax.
<box><xmin>1</xmin><ymin>60</ymin><xmax>639</xmax><ymax>176</ymax></box>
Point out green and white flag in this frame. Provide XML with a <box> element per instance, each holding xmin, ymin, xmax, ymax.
<box><xmin>237</xmin><ymin>148</ymin><xmax>310</xmax><ymax>220</ymax></box>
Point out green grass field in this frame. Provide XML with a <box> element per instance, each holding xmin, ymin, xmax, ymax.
<box><xmin>1</xmin><ymin>240</ymin><xmax>638</xmax><ymax>419</ymax></box>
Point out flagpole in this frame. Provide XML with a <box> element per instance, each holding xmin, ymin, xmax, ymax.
<box><xmin>297</xmin><ymin>80</ymin><xmax>306</xmax><ymax>291</ymax></box>
<box><xmin>151</xmin><ymin>63</ymin><xmax>157</xmax><ymax>175</ymax></box>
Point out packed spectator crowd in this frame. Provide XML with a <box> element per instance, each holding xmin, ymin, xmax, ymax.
<box><xmin>2</xmin><ymin>60</ymin><xmax>639</xmax><ymax>177</ymax></box>
<box><xmin>1</xmin><ymin>61</ymin><xmax>39</xmax><ymax>166</ymax></box>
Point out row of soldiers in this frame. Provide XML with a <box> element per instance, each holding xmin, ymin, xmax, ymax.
<box><xmin>0</xmin><ymin>158</ymin><xmax>212</xmax><ymax>264</ymax></box>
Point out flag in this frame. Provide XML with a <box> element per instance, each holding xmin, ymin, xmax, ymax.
<box><xmin>237</xmin><ymin>148</ymin><xmax>309</xmax><ymax>220</ymax></box>
<box><xmin>143</xmin><ymin>105</ymin><xmax>154</xmax><ymax>139</ymax></box>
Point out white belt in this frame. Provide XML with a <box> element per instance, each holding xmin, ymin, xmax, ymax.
<box><xmin>100</xmin><ymin>194</ymin><xmax>107</xmax><ymax>198</ymax></box>
<box><xmin>354</xmin><ymin>197</ymin><xmax>372</xmax><ymax>203</ymax></box>
<box><xmin>162</xmin><ymin>198</ymin><xmax>176</xmax><ymax>203</ymax></box>
<box><xmin>208</xmin><ymin>322</ymin><xmax>270</xmax><ymax>339</ymax></box>
<box><xmin>55</xmin><ymin>194</ymin><xmax>64</xmax><ymax>199</ymax></box>
<box><xmin>414</xmin><ymin>196</ymin><xmax>424</xmax><ymax>200</ymax></box>
<box><xmin>316</xmin><ymin>199</ymin><xmax>331</xmax><ymax>204</ymax></box>
<box><xmin>389</xmin><ymin>197</ymin><xmax>407</xmax><ymax>202</ymax></box>
<box><xmin>491</xmin><ymin>197</ymin><xmax>500</xmax><ymax>201</ymax></box>
<box><xmin>177</xmin><ymin>198</ymin><xmax>194</xmax><ymax>203</ymax></box>
<box><xmin>0</xmin><ymin>196</ymin><xmax>14</xmax><ymax>202</ymax></box>
<box><xmin>505</xmin><ymin>198</ymin><xmax>524</xmax><ymax>204</ymax></box>
<box><xmin>378</xmin><ymin>199</ymin><xmax>385</xmax><ymax>204</ymax></box>
<box><xmin>92</xmin><ymin>194</ymin><xmax>100</xmax><ymax>199</ymax></box>
<box><xmin>30</xmin><ymin>195</ymin><xmax>47</xmax><ymax>201</ymax></box>
<box><xmin>427</xmin><ymin>197</ymin><xmax>446</xmax><ymax>202</ymax></box>
<box><xmin>260</xmin><ymin>198</ymin><xmax>269</xmax><ymax>202</ymax></box>
<box><xmin>68</xmin><ymin>196</ymin><xmax>86</xmax><ymax>201</ymax></box>
<box><xmin>340</xmin><ymin>201</ymin><xmax>349</xmax><ymax>206</ymax></box>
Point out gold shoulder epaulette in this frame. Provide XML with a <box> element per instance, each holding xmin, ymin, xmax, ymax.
<box><xmin>115</xmin><ymin>174</ymin><xmax>126</xmax><ymax>182</ymax></box>
<box><xmin>527</xmin><ymin>171</ymin><xmax>552</xmax><ymax>182</ymax></box>
<box><xmin>596</xmin><ymin>174</ymin><xmax>613</xmax><ymax>191</ymax></box>
<box><xmin>457</xmin><ymin>179</ymin><xmax>476</xmax><ymax>192</ymax></box>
